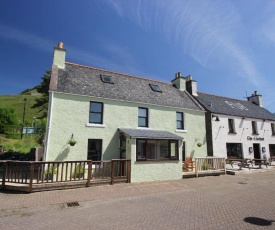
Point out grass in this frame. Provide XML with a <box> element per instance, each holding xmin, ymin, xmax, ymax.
<box><xmin>0</xmin><ymin>89</ymin><xmax>43</xmax><ymax>125</ymax></box>
<box><xmin>0</xmin><ymin>134</ymin><xmax>42</xmax><ymax>154</ymax></box>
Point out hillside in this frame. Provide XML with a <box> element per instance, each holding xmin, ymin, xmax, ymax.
<box><xmin>0</xmin><ymin>88</ymin><xmax>44</xmax><ymax>125</ymax></box>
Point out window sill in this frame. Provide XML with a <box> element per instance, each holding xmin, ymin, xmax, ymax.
<box><xmin>228</xmin><ymin>132</ymin><xmax>237</xmax><ymax>134</ymax></box>
<box><xmin>176</xmin><ymin>129</ymin><xmax>187</xmax><ymax>133</ymax></box>
<box><xmin>136</xmin><ymin>159</ymin><xmax>179</xmax><ymax>162</ymax></box>
<box><xmin>137</xmin><ymin>127</ymin><xmax>151</xmax><ymax>129</ymax></box>
<box><xmin>86</xmin><ymin>123</ymin><xmax>106</xmax><ymax>128</ymax></box>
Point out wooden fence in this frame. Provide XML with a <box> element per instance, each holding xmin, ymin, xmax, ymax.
<box><xmin>195</xmin><ymin>157</ymin><xmax>226</xmax><ymax>177</ymax></box>
<box><xmin>0</xmin><ymin>159</ymin><xmax>131</xmax><ymax>192</ymax></box>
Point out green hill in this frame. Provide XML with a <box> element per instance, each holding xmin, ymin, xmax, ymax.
<box><xmin>0</xmin><ymin>88</ymin><xmax>44</xmax><ymax>126</ymax></box>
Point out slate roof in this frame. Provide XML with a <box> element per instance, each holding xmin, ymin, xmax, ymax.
<box><xmin>196</xmin><ymin>92</ymin><xmax>275</xmax><ymax>121</ymax></box>
<box><xmin>119</xmin><ymin>128</ymin><xmax>183</xmax><ymax>140</ymax></box>
<box><xmin>53</xmin><ymin>62</ymin><xmax>203</xmax><ymax>111</ymax></box>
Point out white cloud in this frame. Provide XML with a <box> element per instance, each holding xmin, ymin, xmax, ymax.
<box><xmin>104</xmin><ymin>0</ymin><xmax>263</xmax><ymax>86</ymax></box>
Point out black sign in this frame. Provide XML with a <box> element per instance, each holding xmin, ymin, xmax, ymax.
<box><xmin>247</xmin><ymin>136</ymin><xmax>264</xmax><ymax>141</ymax></box>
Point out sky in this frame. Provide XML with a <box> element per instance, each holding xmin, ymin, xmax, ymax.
<box><xmin>0</xmin><ymin>0</ymin><xmax>275</xmax><ymax>112</ymax></box>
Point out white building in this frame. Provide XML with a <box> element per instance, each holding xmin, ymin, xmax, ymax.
<box><xmin>186</xmin><ymin>77</ymin><xmax>275</xmax><ymax>160</ymax></box>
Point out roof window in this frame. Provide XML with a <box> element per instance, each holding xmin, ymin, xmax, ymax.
<box><xmin>100</xmin><ymin>75</ymin><xmax>114</xmax><ymax>84</ymax></box>
<box><xmin>149</xmin><ymin>83</ymin><xmax>162</xmax><ymax>93</ymax></box>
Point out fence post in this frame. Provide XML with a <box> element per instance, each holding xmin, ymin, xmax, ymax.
<box><xmin>29</xmin><ymin>163</ymin><xmax>34</xmax><ymax>193</ymax></box>
<box><xmin>127</xmin><ymin>160</ymin><xmax>131</xmax><ymax>183</ymax></box>
<box><xmin>2</xmin><ymin>161</ymin><xmax>7</xmax><ymax>188</ymax></box>
<box><xmin>111</xmin><ymin>160</ymin><xmax>115</xmax><ymax>185</ymax></box>
<box><xmin>86</xmin><ymin>161</ymin><xmax>92</xmax><ymax>187</ymax></box>
<box><xmin>195</xmin><ymin>158</ymin><xmax>198</xmax><ymax>177</ymax></box>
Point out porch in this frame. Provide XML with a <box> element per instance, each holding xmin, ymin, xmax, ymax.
<box><xmin>0</xmin><ymin>159</ymin><xmax>130</xmax><ymax>193</ymax></box>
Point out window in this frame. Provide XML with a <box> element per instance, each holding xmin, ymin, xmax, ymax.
<box><xmin>226</xmin><ymin>143</ymin><xmax>243</xmax><ymax>159</ymax></box>
<box><xmin>149</xmin><ymin>83</ymin><xmax>162</xmax><ymax>93</ymax></box>
<box><xmin>271</xmin><ymin>123</ymin><xmax>275</xmax><ymax>135</ymax></box>
<box><xmin>228</xmin><ymin>119</ymin><xmax>235</xmax><ymax>133</ymax></box>
<box><xmin>87</xmin><ymin>139</ymin><xmax>102</xmax><ymax>161</ymax></box>
<box><xmin>100</xmin><ymin>75</ymin><xmax>114</xmax><ymax>84</ymax></box>
<box><xmin>138</xmin><ymin>107</ymin><xmax>148</xmax><ymax>127</ymax></box>
<box><xmin>89</xmin><ymin>102</ymin><xmax>103</xmax><ymax>124</ymax></box>
<box><xmin>136</xmin><ymin>139</ymin><xmax>179</xmax><ymax>160</ymax></box>
<box><xmin>252</xmin><ymin>121</ymin><xmax>258</xmax><ymax>135</ymax></box>
<box><xmin>176</xmin><ymin>112</ymin><xmax>184</xmax><ymax>130</ymax></box>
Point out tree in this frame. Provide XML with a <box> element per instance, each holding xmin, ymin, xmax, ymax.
<box><xmin>0</xmin><ymin>107</ymin><xmax>18</xmax><ymax>134</ymax></box>
<box><xmin>32</xmin><ymin>70</ymin><xmax>51</xmax><ymax>118</ymax></box>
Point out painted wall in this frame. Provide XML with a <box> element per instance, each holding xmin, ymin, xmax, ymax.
<box><xmin>46</xmin><ymin>92</ymin><xmax>207</xmax><ymax>182</ymax></box>
<box><xmin>211</xmin><ymin>115</ymin><xmax>275</xmax><ymax>159</ymax></box>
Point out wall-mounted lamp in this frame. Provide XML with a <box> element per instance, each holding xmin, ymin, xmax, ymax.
<box><xmin>242</xmin><ymin>117</ymin><xmax>245</xmax><ymax>120</ymax></box>
<box><xmin>263</xmin><ymin>119</ymin><xmax>266</xmax><ymax>122</ymax></box>
<box><xmin>249</xmin><ymin>147</ymin><xmax>253</xmax><ymax>153</ymax></box>
<box><xmin>262</xmin><ymin>147</ymin><xmax>266</xmax><ymax>152</ymax></box>
<box><xmin>212</xmin><ymin>115</ymin><xmax>220</xmax><ymax>122</ymax></box>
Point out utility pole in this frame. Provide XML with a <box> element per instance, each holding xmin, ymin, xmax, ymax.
<box><xmin>21</xmin><ymin>98</ymin><xmax>27</xmax><ymax>139</ymax></box>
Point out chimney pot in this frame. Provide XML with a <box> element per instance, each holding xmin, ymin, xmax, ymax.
<box><xmin>57</xmin><ymin>42</ymin><xmax>64</xmax><ymax>49</ymax></box>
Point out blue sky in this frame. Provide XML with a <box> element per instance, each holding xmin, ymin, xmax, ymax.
<box><xmin>0</xmin><ymin>0</ymin><xmax>275</xmax><ymax>112</ymax></box>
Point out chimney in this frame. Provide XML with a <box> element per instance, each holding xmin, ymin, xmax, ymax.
<box><xmin>186</xmin><ymin>75</ymin><xmax>198</xmax><ymax>96</ymax></box>
<box><xmin>171</xmin><ymin>72</ymin><xmax>186</xmax><ymax>91</ymax></box>
<box><xmin>247</xmin><ymin>91</ymin><xmax>263</xmax><ymax>107</ymax></box>
<box><xmin>53</xmin><ymin>42</ymin><xmax>66</xmax><ymax>69</ymax></box>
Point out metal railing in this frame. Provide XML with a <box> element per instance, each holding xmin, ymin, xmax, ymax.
<box><xmin>195</xmin><ymin>157</ymin><xmax>226</xmax><ymax>177</ymax></box>
<box><xmin>0</xmin><ymin>159</ymin><xmax>131</xmax><ymax>192</ymax></box>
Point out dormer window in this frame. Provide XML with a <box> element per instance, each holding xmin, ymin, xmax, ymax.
<box><xmin>149</xmin><ymin>83</ymin><xmax>162</xmax><ymax>93</ymax></box>
<box><xmin>100</xmin><ymin>75</ymin><xmax>114</xmax><ymax>84</ymax></box>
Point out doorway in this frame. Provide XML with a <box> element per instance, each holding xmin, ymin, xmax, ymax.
<box><xmin>253</xmin><ymin>143</ymin><xmax>261</xmax><ymax>159</ymax></box>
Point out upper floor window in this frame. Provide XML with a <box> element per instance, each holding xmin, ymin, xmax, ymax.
<box><xmin>228</xmin><ymin>119</ymin><xmax>235</xmax><ymax>133</ymax></box>
<box><xmin>100</xmin><ymin>75</ymin><xmax>114</xmax><ymax>84</ymax></box>
<box><xmin>252</xmin><ymin>121</ymin><xmax>258</xmax><ymax>135</ymax></box>
<box><xmin>138</xmin><ymin>107</ymin><xmax>148</xmax><ymax>127</ymax></box>
<box><xmin>89</xmin><ymin>102</ymin><xmax>103</xmax><ymax>124</ymax></box>
<box><xmin>271</xmin><ymin>123</ymin><xmax>275</xmax><ymax>135</ymax></box>
<box><xmin>176</xmin><ymin>112</ymin><xmax>184</xmax><ymax>130</ymax></box>
<box><xmin>149</xmin><ymin>83</ymin><xmax>162</xmax><ymax>93</ymax></box>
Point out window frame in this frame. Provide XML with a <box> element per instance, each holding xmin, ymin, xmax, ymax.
<box><xmin>228</xmin><ymin>118</ymin><xmax>236</xmax><ymax>133</ymax></box>
<box><xmin>136</xmin><ymin>139</ymin><xmax>179</xmax><ymax>161</ymax></box>
<box><xmin>89</xmin><ymin>101</ymin><xmax>104</xmax><ymax>124</ymax></box>
<box><xmin>251</xmin><ymin>121</ymin><xmax>258</xmax><ymax>135</ymax></box>
<box><xmin>138</xmin><ymin>107</ymin><xmax>149</xmax><ymax>128</ymax></box>
<box><xmin>176</xmin><ymin>112</ymin><xmax>184</xmax><ymax>130</ymax></box>
<box><xmin>149</xmin><ymin>83</ymin><xmax>162</xmax><ymax>93</ymax></box>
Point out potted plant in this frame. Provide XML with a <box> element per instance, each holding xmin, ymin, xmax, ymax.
<box><xmin>45</xmin><ymin>166</ymin><xmax>57</xmax><ymax>180</ymax></box>
<box><xmin>197</xmin><ymin>143</ymin><xmax>202</xmax><ymax>147</ymax></box>
<box><xmin>118</xmin><ymin>147</ymin><xmax>126</xmax><ymax>153</ymax></box>
<box><xmin>68</xmin><ymin>139</ymin><xmax>77</xmax><ymax>146</ymax></box>
<box><xmin>74</xmin><ymin>164</ymin><xmax>84</xmax><ymax>178</ymax></box>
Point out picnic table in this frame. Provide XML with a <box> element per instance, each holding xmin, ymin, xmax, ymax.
<box><xmin>227</xmin><ymin>158</ymin><xmax>268</xmax><ymax>170</ymax></box>
<box><xmin>253</xmin><ymin>159</ymin><xmax>268</xmax><ymax>169</ymax></box>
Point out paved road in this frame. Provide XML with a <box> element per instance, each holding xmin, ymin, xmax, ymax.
<box><xmin>1</xmin><ymin>170</ymin><xmax>275</xmax><ymax>229</ymax></box>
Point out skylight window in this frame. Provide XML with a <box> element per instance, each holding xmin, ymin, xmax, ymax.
<box><xmin>149</xmin><ymin>83</ymin><xmax>162</xmax><ymax>93</ymax></box>
<box><xmin>100</xmin><ymin>75</ymin><xmax>114</xmax><ymax>84</ymax></box>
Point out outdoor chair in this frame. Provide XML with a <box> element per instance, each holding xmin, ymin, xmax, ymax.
<box><xmin>183</xmin><ymin>157</ymin><xmax>194</xmax><ymax>172</ymax></box>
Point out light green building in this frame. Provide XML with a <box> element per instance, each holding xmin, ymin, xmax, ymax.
<box><xmin>45</xmin><ymin>42</ymin><xmax>207</xmax><ymax>182</ymax></box>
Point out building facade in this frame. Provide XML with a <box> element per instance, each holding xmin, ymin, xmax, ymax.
<box><xmin>44</xmin><ymin>43</ymin><xmax>207</xmax><ymax>182</ymax></box>
<box><xmin>186</xmin><ymin>77</ymin><xmax>275</xmax><ymax>160</ymax></box>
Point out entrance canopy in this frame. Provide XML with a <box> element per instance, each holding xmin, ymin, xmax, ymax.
<box><xmin>119</xmin><ymin>128</ymin><xmax>183</xmax><ymax>140</ymax></box>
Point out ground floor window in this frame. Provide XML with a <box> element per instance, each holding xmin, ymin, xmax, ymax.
<box><xmin>87</xmin><ymin>139</ymin><xmax>102</xmax><ymax>161</ymax></box>
<box><xmin>226</xmin><ymin>143</ymin><xmax>243</xmax><ymax>159</ymax></box>
<box><xmin>269</xmin><ymin>144</ymin><xmax>275</xmax><ymax>157</ymax></box>
<box><xmin>136</xmin><ymin>139</ymin><xmax>179</xmax><ymax>161</ymax></box>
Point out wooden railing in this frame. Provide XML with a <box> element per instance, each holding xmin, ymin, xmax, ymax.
<box><xmin>0</xmin><ymin>159</ymin><xmax>131</xmax><ymax>192</ymax></box>
<box><xmin>195</xmin><ymin>157</ymin><xmax>226</xmax><ymax>177</ymax></box>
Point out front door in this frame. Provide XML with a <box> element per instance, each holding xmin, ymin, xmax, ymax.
<box><xmin>253</xmin><ymin>143</ymin><xmax>261</xmax><ymax>159</ymax></box>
